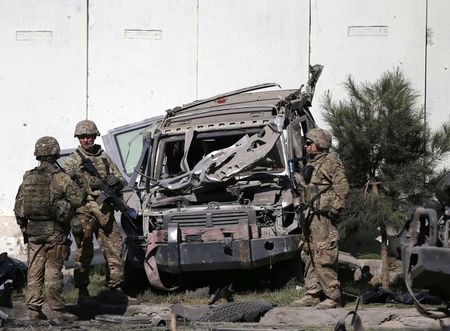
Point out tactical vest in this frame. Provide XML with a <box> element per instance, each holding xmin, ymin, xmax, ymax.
<box><xmin>304</xmin><ymin>153</ymin><xmax>330</xmax><ymax>204</ymax></box>
<box><xmin>22</xmin><ymin>167</ymin><xmax>58</xmax><ymax>220</ymax></box>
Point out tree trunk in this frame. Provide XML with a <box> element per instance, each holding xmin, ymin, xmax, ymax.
<box><xmin>380</xmin><ymin>224</ymin><xmax>390</xmax><ymax>289</ymax></box>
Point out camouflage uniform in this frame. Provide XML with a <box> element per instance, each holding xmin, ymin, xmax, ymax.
<box><xmin>14</xmin><ymin>137</ymin><xmax>85</xmax><ymax>320</ymax></box>
<box><xmin>298</xmin><ymin>128</ymin><xmax>349</xmax><ymax>308</ymax></box>
<box><xmin>63</xmin><ymin>120</ymin><xmax>126</xmax><ymax>293</ymax></box>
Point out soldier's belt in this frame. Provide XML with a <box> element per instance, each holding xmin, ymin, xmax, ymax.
<box><xmin>28</xmin><ymin>215</ymin><xmax>52</xmax><ymax>220</ymax></box>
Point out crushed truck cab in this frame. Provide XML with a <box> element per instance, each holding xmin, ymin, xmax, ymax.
<box><xmin>121</xmin><ymin>66</ymin><xmax>323</xmax><ymax>290</ymax></box>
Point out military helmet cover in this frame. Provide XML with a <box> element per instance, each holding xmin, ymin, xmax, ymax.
<box><xmin>34</xmin><ymin>136</ymin><xmax>61</xmax><ymax>157</ymax></box>
<box><xmin>74</xmin><ymin>119</ymin><xmax>100</xmax><ymax>137</ymax></box>
<box><xmin>306</xmin><ymin>128</ymin><xmax>332</xmax><ymax>149</ymax></box>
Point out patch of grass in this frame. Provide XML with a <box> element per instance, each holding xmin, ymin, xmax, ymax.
<box><xmin>64</xmin><ymin>288</ymin><xmax>78</xmax><ymax>304</ymax></box>
<box><xmin>234</xmin><ymin>284</ymin><xmax>304</xmax><ymax>306</ymax></box>
<box><xmin>138</xmin><ymin>288</ymin><xmax>210</xmax><ymax>305</ymax></box>
<box><xmin>63</xmin><ymin>267</ymin><xmax>109</xmax><ymax>303</ymax></box>
<box><xmin>136</xmin><ymin>283</ymin><xmax>305</xmax><ymax>307</ymax></box>
<box><xmin>135</xmin><ymin>283</ymin><xmax>212</xmax><ymax>305</ymax></box>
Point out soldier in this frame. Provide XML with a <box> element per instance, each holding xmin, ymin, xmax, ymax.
<box><xmin>63</xmin><ymin>120</ymin><xmax>127</xmax><ymax>302</ymax></box>
<box><xmin>14</xmin><ymin>136</ymin><xmax>85</xmax><ymax>321</ymax></box>
<box><xmin>293</xmin><ymin>128</ymin><xmax>349</xmax><ymax>309</ymax></box>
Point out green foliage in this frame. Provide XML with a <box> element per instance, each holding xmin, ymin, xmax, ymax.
<box><xmin>322</xmin><ymin>68</ymin><xmax>450</xmax><ymax>239</ymax></box>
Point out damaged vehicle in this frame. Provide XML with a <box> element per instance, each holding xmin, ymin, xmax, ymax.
<box><xmin>397</xmin><ymin>171</ymin><xmax>450</xmax><ymax>319</ymax></box>
<box><xmin>107</xmin><ymin>65</ymin><xmax>324</xmax><ymax>290</ymax></box>
<box><xmin>401</xmin><ymin>172</ymin><xmax>450</xmax><ymax>298</ymax></box>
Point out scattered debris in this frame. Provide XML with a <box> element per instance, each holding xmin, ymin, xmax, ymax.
<box><xmin>362</xmin><ymin>286</ymin><xmax>443</xmax><ymax>305</ymax></box>
<box><xmin>334</xmin><ymin>297</ymin><xmax>364</xmax><ymax>331</ymax></box>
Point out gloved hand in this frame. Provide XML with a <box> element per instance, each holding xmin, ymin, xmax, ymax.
<box><xmin>105</xmin><ymin>175</ymin><xmax>119</xmax><ymax>186</ymax></box>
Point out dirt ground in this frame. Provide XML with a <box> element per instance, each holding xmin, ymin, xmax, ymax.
<box><xmin>2</xmin><ymin>299</ymin><xmax>450</xmax><ymax>331</ymax></box>
<box><xmin>2</xmin><ymin>260</ymin><xmax>448</xmax><ymax>330</ymax></box>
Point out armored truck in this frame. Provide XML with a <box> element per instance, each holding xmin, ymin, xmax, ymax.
<box><xmin>109</xmin><ymin>66</ymin><xmax>323</xmax><ymax>290</ymax></box>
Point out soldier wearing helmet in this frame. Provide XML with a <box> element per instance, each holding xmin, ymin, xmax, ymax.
<box><xmin>293</xmin><ymin>127</ymin><xmax>349</xmax><ymax>309</ymax></box>
<box><xmin>63</xmin><ymin>120</ymin><xmax>128</xmax><ymax>302</ymax></box>
<box><xmin>74</xmin><ymin>119</ymin><xmax>101</xmax><ymax>138</ymax></box>
<box><xmin>33</xmin><ymin>136</ymin><xmax>61</xmax><ymax>157</ymax></box>
<box><xmin>305</xmin><ymin>127</ymin><xmax>332</xmax><ymax>150</ymax></box>
<box><xmin>14</xmin><ymin>136</ymin><xmax>85</xmax><ymax>321</ymax></box>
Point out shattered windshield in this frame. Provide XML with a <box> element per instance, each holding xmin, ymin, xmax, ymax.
<box><xmin>114</xmin><ymin>122</ymin><xmax>160</xmax><ymax>176</ymax></box>
<box><xmin>157</xmin><ymin>128</ymin><xmax>285</xmax><ymax>181</ymax></box>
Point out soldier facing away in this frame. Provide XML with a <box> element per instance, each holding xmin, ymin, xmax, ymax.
<box><xmin>293</xmin><ymin>128</ymin><xmax>349</xmax><ymax>309</ymax></box>
<box><xmin>63</xmin><ymin>120</ymin><xmax>128</xmax><ymax>302</ymax></box>
<box><xmin>14</xmin><ymin>136</ymin><xmax>85</xmax><ymax>321</ymax></box>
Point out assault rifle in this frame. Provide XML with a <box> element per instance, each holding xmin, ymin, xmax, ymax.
<box><xmin>297</xmin><ymin>184</ymin><xmax>331</xmax><ymax>236</ymax></box>
<box><xmin>80</xmin><ymin>158</ymin><xmax>137</xmax><ymax>222</ymax></box>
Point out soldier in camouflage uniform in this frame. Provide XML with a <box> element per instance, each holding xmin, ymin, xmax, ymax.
<box><xmin>293</xmin><ymin>128</ymin><xmax>349</xmax><ymax>309</ymax></box>
<box><xmin>14</xmin><ymin>136</ymin><xmax>85</xmax><ymax>321</ymax></box>
<box><xmin>63</xmin><ymin>120</ymin><xmax>127</xmax><ymax>302</ymax></box>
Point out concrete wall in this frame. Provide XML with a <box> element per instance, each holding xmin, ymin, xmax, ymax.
<box><xmin>1</xmin><ymin>0</ymin><xmax>449</xmax><ymax>258</ymax></box>
<box><xmin>88</xmin><ymin>0</ymin><xmax>198</xmax><ymax>130</ymax></box>
<box><xmin>0</xmin><ymin>0</ymin><xmax>87</xmax><ymax>258</ymax></box>
<box><xmin>196</xmin><ymin>0</ymin><xmax>310</xmax><ymax>97</ymax></box>
<box><xmin>310</xmin><ymin>0</ymin><xmax>426</xmax><ymax>125</ymax></box>
<box><xmin>427</xmin><ymin>0</ymin><xmax>450</xmax><ymax>127</ymax></box>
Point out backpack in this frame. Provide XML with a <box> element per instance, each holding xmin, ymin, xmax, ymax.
<box><xmin>21</xmin><ymin>167</ymin><xmax>57</xmax><ymax>220</ymax></box>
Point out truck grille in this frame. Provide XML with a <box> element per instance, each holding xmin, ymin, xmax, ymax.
<box><xmin>163</xmin><ymin>209</ymin><xmax>256</xmax><ymax>228</ymax></box>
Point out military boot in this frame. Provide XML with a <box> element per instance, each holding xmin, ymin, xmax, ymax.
<box><xmin>316</xmin><ymin>298</ymin><xmax>340</xmax><ymax>309</ymax></box>
<box><xmin>291</xmin><ymin>294</ymin><xmax>321</xmax><ymax>307</ymax></box>
<box><xmin>48</xmin><ymin>309</ymin><xmax>78</xmax><ymax>322</ymax></box>
<box><xmin>28</xmin><ymin>309</ymin><xmax>47</xmax><ymax>320</ymax></box>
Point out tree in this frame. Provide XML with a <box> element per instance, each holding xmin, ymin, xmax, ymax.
<box><xmin>322</xmin><ymin>68</ymin><xmax>450</xmax><ymax>288</ymax></box>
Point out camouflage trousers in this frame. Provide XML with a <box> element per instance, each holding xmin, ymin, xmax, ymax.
<box><xmin>26</xmin><ymin>239</ymin><xmax>69</xmax><ymax>312</ymax></box>
<box><xmin>73</xmin><ymin>201</ymin><xmax>124</xmax><ymax>289</ymax></box>
<box><xmin>301</xmin><ymin>214</ymin><xmax>340</xmax><ymax>301</ymax></box>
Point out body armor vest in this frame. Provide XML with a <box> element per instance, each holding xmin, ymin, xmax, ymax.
<box><xmin>22</xmin><ymin>167</ymin><xmax>57</xmax><ymax>220</ymax></box>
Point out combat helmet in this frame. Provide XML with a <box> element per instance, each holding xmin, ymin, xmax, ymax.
<box><xmin>74</xmin><ymin>119</ymin><xmax>100</xmax><ymax>137</ymax></box>
<box><xmin>34</xmin><ymin>136</ymin><xmax>61</xmax><ymax>157</ymax></box>
<box><xmin>306</xmin><ymin>128</ymin><xmax>332</xmax><ymax>149</ymax></box>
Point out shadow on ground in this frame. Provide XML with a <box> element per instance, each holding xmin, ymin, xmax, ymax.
<box><xmin>65</xmin><ymin>289</ymin><xmax>128</xmax><ymax>320</ymax></box>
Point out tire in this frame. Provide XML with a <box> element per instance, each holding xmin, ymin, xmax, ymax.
<box><xmin>198</xmin><ymin>301</ymin><xmax>274</xmax><ymax>322</ymax></box>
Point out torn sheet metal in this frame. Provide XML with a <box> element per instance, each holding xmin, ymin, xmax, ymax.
<box><xmin>158</xmin><ymin>124</ymin><xmax>281</xmax><ymax>191</ymax></box>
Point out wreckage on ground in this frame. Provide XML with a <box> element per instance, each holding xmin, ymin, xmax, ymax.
<box><xmin>104</xmin><ymin>65</ymin><xmax>323</xmax><ymax>290</ymax></box>
<box><xmin>400</xmin><ymin>172</ymin><xmax>450</xmax><ymax>297</ymax></box>
<box><xmin>398</xmin><ymin>171</ymin><xmax>450</xmax><ymax>319</ymax></box>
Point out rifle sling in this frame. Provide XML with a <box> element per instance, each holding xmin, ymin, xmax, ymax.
<box><xmin>76</xmin><ymin>149</ymin><xmax>111</xmax><ymax>178</ymax></box>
